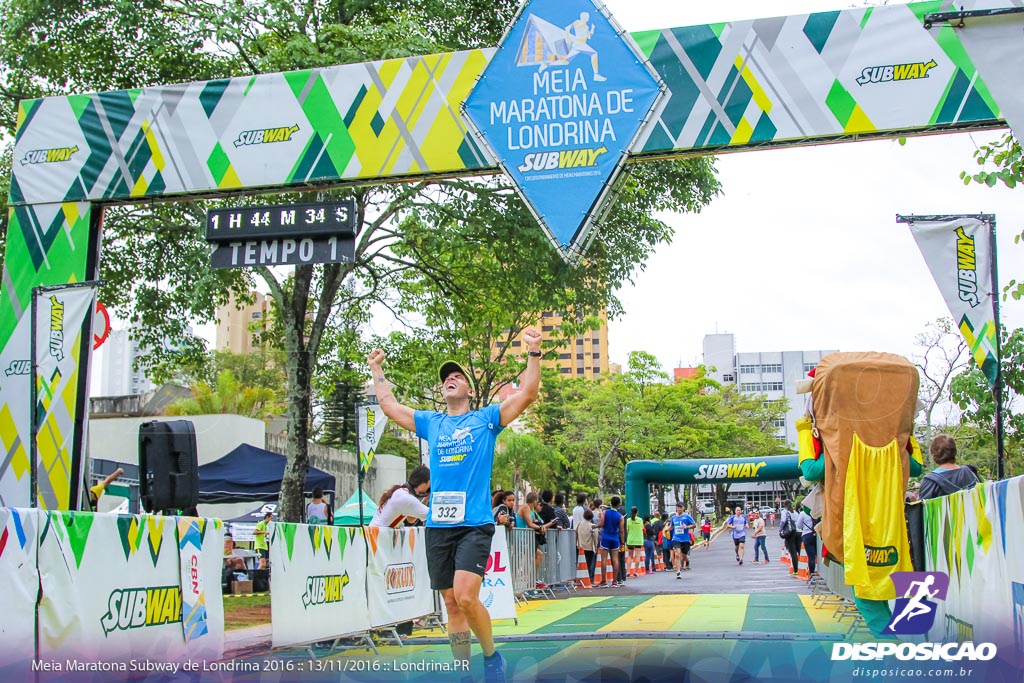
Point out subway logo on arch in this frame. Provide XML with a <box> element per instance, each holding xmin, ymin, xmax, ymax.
<box><xmin>234</xmin><ymin>124</ymin><xmax>300</xmax><ymax>147</ymax></box>
<box><xmin>694</xmin><ymin>461</ymin><xmax>767</xmax><ymax>480</ymax></box>
<box><xmin>518</xmin><ymin>146</ymin><xmax>608</xmax><ymax>172</ymax></box>
<box><xmin>100</xmin><ymin>586</ymin><xmax>182</xmax><ymax>636</ymax></box>
<box><xmin>856</xmin><ymin>59</ymin><xmax>937</xmax><ymax>85</ymax></box>
<box><xmin>21</xmin><ymin>146</ymin><xmax>79</xmax><ymax>165</ymax></box>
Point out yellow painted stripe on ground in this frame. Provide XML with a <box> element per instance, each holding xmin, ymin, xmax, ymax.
<box><xmin>674</xmin><ymin>593</ymin><xmax>749</xmax><ymax>631</ymax></box>
<box><xmin>599</xmin><ymin>594</ymin><xmax>699</xmax><ymax>631</ymax></box>
<box><xmin>797</xmin><ymin>594</ymin><xmax>852</xmax><ymax>635</ymax></box>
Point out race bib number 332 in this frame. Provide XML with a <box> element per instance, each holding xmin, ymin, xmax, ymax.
<box><xmin>433</xmin><ymin>492</ymin><xmax>466</xmax><ymax>524</ymax></box>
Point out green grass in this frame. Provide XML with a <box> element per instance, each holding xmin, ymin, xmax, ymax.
<box><xmin>223</xmin><ymin>593</ymin><xmax>272</xmax><ymax>631</ymax></box>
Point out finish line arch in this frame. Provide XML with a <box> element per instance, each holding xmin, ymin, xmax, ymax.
<box><xmin>4</xmin><ymin>1</ymin><xmax>1024</xmax><ymax>508</ymax></box>
<box><xmin>625</xmin><ymin>455</ymin><xmax>801</xmax><ymax>518</ymax></box>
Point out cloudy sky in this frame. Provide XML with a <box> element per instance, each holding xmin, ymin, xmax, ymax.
<box><xmin>599</xmin><ymin>0</ymin><xmax>1024</xmax><ymax>371</ymax></box>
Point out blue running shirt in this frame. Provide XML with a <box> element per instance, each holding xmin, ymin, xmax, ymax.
<box><xmin>415</xmin><ymin>404</ymin><xmax>504</xmax><ymax>527</ymax></box>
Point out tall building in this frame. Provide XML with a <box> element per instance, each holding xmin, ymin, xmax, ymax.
<box><xmin>703</xmin><ymin>333</ymin><xmax>837</xmax><ymax>447</ymax></box>
<box><xmin>93</xmin><ymin>329</ymin><xmax>154</xmax><ymax>396</ymax></box>
<box><xmin>499</xmin><ymin>310</ymin><xmax>610</xmax><ymax>380</ymax></box>
<box><xmin>215</xmin><ymin>291</ymin><xmax>269</xmax><ymax>354</ymax></box>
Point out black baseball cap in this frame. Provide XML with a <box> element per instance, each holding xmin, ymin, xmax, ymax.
<box><xmin>439</xmin><ymin>360</ymin><xmax>475</xmax><ymax>392</ymax></box>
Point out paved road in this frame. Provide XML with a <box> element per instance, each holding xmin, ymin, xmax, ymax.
<box><xmin>597</xmin><ymin>530</ymin><xmax>811</xmax><ymax>596</ymax></box>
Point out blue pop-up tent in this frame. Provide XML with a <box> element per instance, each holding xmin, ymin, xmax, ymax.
<box><xmin>198</xmin><ymin>443</ymin><xmax>336</xmax><ymax>505</ymax></box>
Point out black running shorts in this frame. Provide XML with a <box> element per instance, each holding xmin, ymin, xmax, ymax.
<box><xmin>425</xmin><ymin>524</ymin><xmax>495</xmax><ymax>591</ymax></box>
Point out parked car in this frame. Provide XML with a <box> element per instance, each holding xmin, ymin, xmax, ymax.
<box><xmin>698</xmin><ymin>501</ymin><xmax>715</xmax><ymax>515</ymax></box>
<box><xmin>758</xmin><ymin>506</ymin><xmax>776</xmax><ymax>515</ymax></box>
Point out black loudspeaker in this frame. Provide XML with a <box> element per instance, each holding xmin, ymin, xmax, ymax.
<box><xmin>139</xmin><ymin>420</ymin><xmax>199</xmax><ymax>513</ymax></box>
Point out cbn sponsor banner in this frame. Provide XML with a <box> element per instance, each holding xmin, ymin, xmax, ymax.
<box><xmin>922</xmin><ymin>476</ymin><xmax>1024</xmax><ymax>654</ymax></box>
<box><xmin>0</xmin><ymin>508</ymin><xmax>40</xmax><ymax>672</ymax></box>
<box><xmin>177</xmin><ymin>518</ymin><xmax>210</xmax><ymax>643</ymax></box>
<box><xmin>358</xmin><ymin>403</ymin><xmax>388</xmax><ymax>472</ymax></box>
<box><xmin>36</xmin><ymin>511</ymin><xmax>225</xmax><ymax>673</ymax></box>
<box><xmin>33</xmin><ymin>284</ymin><xmax>96</xmax><ymax>510</ymax></box>
<box><xmin>906</xmin><ymin>217</ymin><xmax>998</xmax><ymax>385</ymax></box>
<box><xmin>365</xmin><ymin>526</ymin><xmax>433</xmax><ymax>627</ymax></box>
<box><xmin>270</xmin><ymin>523</ymin><xmax>370</xmax><ymax>648</ymax></box>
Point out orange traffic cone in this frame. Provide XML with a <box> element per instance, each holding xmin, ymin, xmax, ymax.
<box><xmin>575</xmin><ymin>548</ymin><xmax>592</xmax><ymax>588</ymax></box>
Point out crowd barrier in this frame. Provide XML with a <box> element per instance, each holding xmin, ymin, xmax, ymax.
<box><xmin>0</xmin><ymin>508</ymin><xmax>225</xmax><ymax>678</ymax></box>
<box><xmin>507</xmin><ymin>528</ymin><xmax>537</xmax><ymax>594</ymax></box>
<box><xmin>922</xmin><ymin>475</ymin><xmax>1024</xmax><ymax>649</ymax></box>
<box><xmin>269</xmin><ymin>525</ymin><xmax>517</xmax><ymax>650</ymax></box>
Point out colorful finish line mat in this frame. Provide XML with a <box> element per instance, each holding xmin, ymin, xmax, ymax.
<box><xmin>252</xmin><ymin>593</ymin><xmax>1021</xmax><ymax>683</ymax></box>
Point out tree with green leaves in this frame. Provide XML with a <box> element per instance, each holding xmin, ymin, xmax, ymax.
<box><xmin>493</xmin><ymin>431</ymin><xmax>562</xmax><ymax>500</ymax></box>
<box><xmin>948</xmin><ymin>325</ymin><xmax>1024</xmax><ymax>478</ymax></box>
<box><xmin>960</xmin><ymin>131</ymin><xmax>1024</xmax><ymax>302</ymax></box>
<box><xmin>1</xmin><ymin>0</ymin><xmax>721</xmax><ymax>522</ymax></box>
<box><xmin>543</xmin><ymin>355</ymin><xmax>788</xmax><ymax>498</ymax></box>
<box><xmin>166</xmin><ymin>369</ymin><xmax>282</xmax><ymax>419</ymax></box>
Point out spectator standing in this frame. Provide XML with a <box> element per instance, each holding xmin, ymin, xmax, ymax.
<box><xmin>518</xmin><ymin>492</ymin><xmax>555</xmax><ymax>588</ymax></box>
<box><xmin>780</xmin><ymin>501</ymin><xmax>802</xmax><ymax>576</ymax></box>
<box><xmin>919</xmin><ymin>434</ymin><xmax>980</xmax><ymax>500</ymax></box>
<box><xmin>660</xmin><ymin>513</ymin><xmax>673</xmax><ymax>570</ymax></box>
<box><xmin>572</xmin><ymin>493</ymin><xmax>588</xmax><ymax>529</ymax></box>
<box><xmin>306</xmin><ymin>487</ymin><xmax>334</xmax><ymax>525</ymax></box>
<box><xmin>751</xmin><ymin>512</ymin><xmax>768</xmax><ymax>564</ymax></box>
<box><xmin>643</xmin><ymin>515</ymin><xmax>657</xmax><ymax>574</ymax></box>
<box><xmin>625</xmin><ymin>507</ymin><xmax>645</xmax><ymax>578</ymax></box>
<box><xmin>769</xmin><ymin>511</ymin><xmax>776</xmax><ymax>528</ymax></box>
<box><xmin>796</xmin><ymin>504</ymin><xmax>817</xmax><ymax>576</ymax></box>
<box><xmin>253</xmin><ymin>511</ymin><xmax>272</xmax><ymax>570</ymax></box>
<box><xmin>538</xmin><ymin>490</ymin><xmax>562</xmax><ymax>528</ymax></box>
<box><xmin>370</xmin><ymin>466</ymin><xmax>430</xmax><ymax>528</ymax></box>
<box><xmin>492</xmin><ymin>490</ymin><xmax>515</xmax><ymax>531</ymax></box>
<box><xmin>553</xmin><ymin>493</ymin><xmax>572</xmax><ymax>529</ymax></box>
<box><xmin>577</xmin><ymin>509</ymin><xmax>599</xmax><ymax>585</ymax></box>
<box><xmin>615</xmin><ymin>499</ymin><xmax>628</xmax><ymax>584</ymax></box>
<box><xmin>596</xmin><ymin>497</ymin><xmax>624</xmax><ymax>588</ymax></box>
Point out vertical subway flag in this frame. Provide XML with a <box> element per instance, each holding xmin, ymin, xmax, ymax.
<box><xmin>358</xmin><ymin>403</ymin><xmax>388</xmax><ymax>472</ymax></box>
<box><xmin>33</xmin><ymin>284</ymin><xmax>97</xmax><ymax>509</ymax></box>
<box><xmin>907</xmin><ymin>217</ymin><xmax>998</xmax><ymax>385</ymax></box>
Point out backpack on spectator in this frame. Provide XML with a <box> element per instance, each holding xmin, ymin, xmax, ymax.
<box><xmin>779</xmin><ymin>512</ymin><xmax>797</xmax><ymax>539</ymax></box>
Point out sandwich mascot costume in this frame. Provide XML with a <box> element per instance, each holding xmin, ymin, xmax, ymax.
<box><xmin>795</xmin><ymin>352</ymin><xmax>923</xmax><ymax>636</ymax></box>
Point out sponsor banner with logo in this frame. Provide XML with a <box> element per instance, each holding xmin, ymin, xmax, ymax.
<box><xmin>922</xmin><ymin>476</ymin><xmax>1024</xmax><ymax>650</ymax></box>
<box><xmin>269</xmin><ymin>523</ymin><xmax>370</xmax><ymax>648</ymax></box>
<box><xmin>955</xmin><ymin>12</ymin><xmax>1024</xmax><ymax>142</ymax></box>
<box><xmin>438</xmin><ymin>526</ymin><xmax>517</xmax><ymax>624</ymax></box>
<box><xmin>0</xmin><ymin>316</ymin><xmax>33</xmax><ymax>508</ymax></box>
<box><xmin>365</xmin><ymin>526</ymin><xmax>432</xmax><ymax>627</ymax></box>
<box><xmin>36</xmin><ymin>511</ymin><xmax>225</xmax><ymax>669</ymax></box>
<box><xmin>0</xmin><ymin>203</ymin><xmax>94</xmax><ymax>511</ymax></box>
<box><xmin>358</xmin><ymin>403</ymin><xmax>388</xmax><ymax>472</ymax></box>
<box><xmin>177</xmin><ymin>518</ymin><xmax>210</xmax><ymax>643</ymax></box>
<box><xmin>0</xmin><ymin>508</ymin><xmax>40</xmax><ymax>672</ymax></box>
<box><xmin>907</xmin><ymin>217</ymin><xmax>998</xmax><ymax>385</ymax></box>
<box><xmin>462</xmin><ymin>0</ymin><xmax>665</xmax><ymax>255</ymax></box>
<box><xmin>32</xmin><ymin>284</ymin><xmax>96</xmax><ymax>511</ymax></box>
<box><xmin>482</xmin><ymin>526</ymin><xmax>516</xmax><ymax>621</ymax></box>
